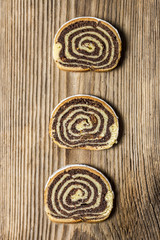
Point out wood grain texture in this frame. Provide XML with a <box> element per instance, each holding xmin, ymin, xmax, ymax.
<box><xmin>0</xmin><ymin>0</ymin><xmax>159</xmax><ymax>239</ymax></box>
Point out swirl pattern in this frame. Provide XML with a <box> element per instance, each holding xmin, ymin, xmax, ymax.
<box><xmin>44</xmin><ymin>165</ymin><xmax>114</xmax><ymax>223</ymax></box>
<box><xmin>49</xmin><ymin>95</ymin><xmax>119</xmax><ymax>150</ymax></box>
<box><xmin>53</xmin><ymin>17</ymin><xmax>121</xmax><ymax>71</ymax></box>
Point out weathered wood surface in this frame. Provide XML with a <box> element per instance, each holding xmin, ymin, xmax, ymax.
<box><xmin>0</xmin><ymin>0</ymin><xmax>160</xmax><ymax>239</ymax></box>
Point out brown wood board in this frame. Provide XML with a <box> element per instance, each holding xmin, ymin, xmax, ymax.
<box><xmin>0</xmin><ymin>0</ymin><xmax>159</xmax><ymax>239</ymax></box>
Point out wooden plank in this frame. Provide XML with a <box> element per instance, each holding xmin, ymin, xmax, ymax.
<box><xmin>0</xmin><ymin>0</ymin><xmax>159</xmax><ymax>239</ymax></box>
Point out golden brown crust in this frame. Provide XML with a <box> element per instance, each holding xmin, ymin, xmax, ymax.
<box><xmin>44</xmin><ymin>165</ymin><xmax>114</xmax><ymax>223</ymax></box>
<box><xmin>53</xmin><ymin>17</ymin><xmax>122</xmax><ymax>72</ymax></box>
<box><xmin>49</xmin><ymin>95</ymin><xmax>119</xmax><ymax>150</ymax></box>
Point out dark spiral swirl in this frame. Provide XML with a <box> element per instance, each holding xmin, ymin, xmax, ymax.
<box><xmin>53</xmin><ymin>17</ymin><xmax>121</xmax><ymax>71</ymax></box>
<box><xmin>44</xmin><ymin>165</ymin><xmax>114</xmax><ymax>222</ymax></box>
<box><xmin>49</xmin><ymin>95</ymin><xmax>119</xmax><ymax>150</ymax></box>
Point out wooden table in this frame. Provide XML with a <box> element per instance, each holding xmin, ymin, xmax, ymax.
<box><xmin>0</xmin><ymin>0</ymin><xmax>159</xmax><ymax>239</ymax></box>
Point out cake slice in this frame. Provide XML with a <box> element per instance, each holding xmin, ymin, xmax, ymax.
<box><xmin>49</xmin><ymin>95</ymin><xmax>119</xmax><ymax>150</ymax></box>
<box><xmin>53</xmin><ymin>17</ymin><xmax>121</xmax><ymax>72</ymax></box>
<box><xmin>44</xmin><ymin>164</ymin><xmax>114</xmax><ymax>223</ymax></box>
